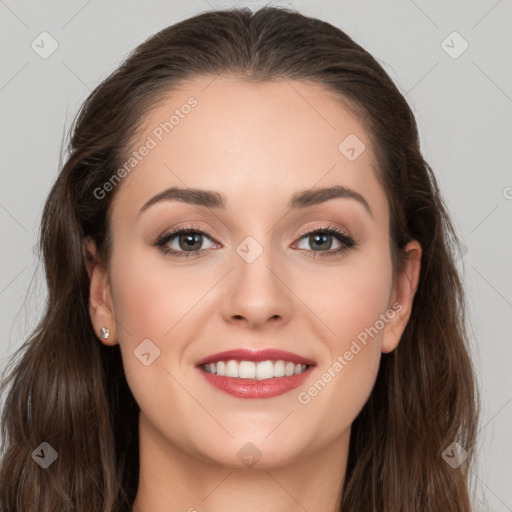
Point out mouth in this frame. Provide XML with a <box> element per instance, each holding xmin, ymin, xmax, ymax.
<box><xmin>201</xmin><ymin>360</ymin><xmax>310</xmax><ymax>379</ymax></box>
<box><xmin>196</xmin><ymin>348</ymin><xmax>316</xmax><ymax>399</ymax></box>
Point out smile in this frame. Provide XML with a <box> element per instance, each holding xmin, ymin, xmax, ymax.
<box><xmin>196</xmin><ymin>348</ymin><xmax>316</xmax><ymax>399</ymax></box>
<box><xmin>202</xmin><ymin>360</ymin><xmax>309</xmax><ymax>379</ymax></box>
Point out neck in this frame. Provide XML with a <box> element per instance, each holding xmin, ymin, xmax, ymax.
<box><xmin>131</xmin><ymin>413</ymin><xmax>349</xmax><ymax>512</ymax></box>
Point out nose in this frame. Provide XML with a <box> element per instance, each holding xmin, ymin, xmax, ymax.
<box><xmin>221</xmin><ymin>245</ymin><xmax>293</xmax><ymax>330</ymax></box>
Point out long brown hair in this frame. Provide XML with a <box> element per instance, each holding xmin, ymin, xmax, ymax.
<box><xmin>0</xmin><ymin>7</ymin><xmax>479</xmax><ymax>511</ymax></box>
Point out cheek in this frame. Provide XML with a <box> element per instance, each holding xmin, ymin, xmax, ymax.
<box><xmin>109</xmin><ymin>247</ymin><xmax>211</xmax><ymax>341</ymax></box>
<box><xmin>108</xmin><ymin>248</ymin><xmax>222</xmax><ymax>400</ymax></box>
<box><xmin>299</xmin><ymin>247</ymin><xmax>394</xmax><ymax>354</ymax></box>
<box><xmin>293</xmin><ymin>250</ymin><xmax>393</xmax><ymax>434</ymax></box>
<box><xmin>107</xmin><ymin>250</ymin><xmax>206</xmax><ymax>433</ymax></box>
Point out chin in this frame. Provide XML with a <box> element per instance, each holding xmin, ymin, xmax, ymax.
<box><xmin>192</xmin><ymin>436</ymin><xmax>305</xmax><ymax>470</ymax></box>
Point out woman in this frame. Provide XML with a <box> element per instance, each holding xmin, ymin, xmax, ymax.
<box><xmin>0</xmin><ymin>6</ymin><xmax>478</xmax><ymax>511</ymax></box>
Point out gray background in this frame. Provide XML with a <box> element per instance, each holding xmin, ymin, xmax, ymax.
<box><xmin>1</xmin><ymin>0</ymin><xmax>511</xmax><ymax>509</ymax></box>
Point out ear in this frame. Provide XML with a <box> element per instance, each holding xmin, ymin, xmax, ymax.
<box><xmin>381</xmin><ymin>240</ymin><xmax>422</xmax><ymax>353</ymax></box>
<box><xmin>83</xmin><ymin>236</ymin><xmax>118</xmax><ymax>346</ymax></box>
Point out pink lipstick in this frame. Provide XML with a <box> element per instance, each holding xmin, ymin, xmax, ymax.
<box><xmin>196</xmin><ymin>348</ymin><xmax>316</xmax><ymax>399</ymax></box>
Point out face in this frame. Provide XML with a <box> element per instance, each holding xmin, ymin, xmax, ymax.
<box><xmin>88</xmin><ymin>75</ymin><xmax>420</xmax><ymax>469</ymax></box>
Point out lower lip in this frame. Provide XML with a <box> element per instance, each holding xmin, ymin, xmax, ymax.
<box><xmin>198</xmin><ymin>366</ymin><xmax>314</xmax><ymax>399</ymax></box>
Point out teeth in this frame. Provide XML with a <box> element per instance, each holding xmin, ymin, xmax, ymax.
<box><xmin>256</xmin><ymin>360</ymin><xmax>274</xmax><ymax>380</ymax></box>
<box><xmin>225</xmin><ymin>360</ymin><xmax>239</xmax><ymax>378</ymax></box>
<box><xmin>239</xmin><ymin>361</ymin><xmax>256</xmax><ymax>379</ymax></box>
<box><xmin>274</xmin><ymin>360</ymin><xmax>285</xmax><ymax>377</ymax></box>
<box><xmin>202</xmin><ymin>359</ymin><xmax>309</xmax><ymax>379</ymax></box>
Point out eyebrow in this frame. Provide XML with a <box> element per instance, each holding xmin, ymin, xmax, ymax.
<box><xmin>138</xmin><ymin>185</ymin><xmax>372</xmax><ymax>217</ymax></box>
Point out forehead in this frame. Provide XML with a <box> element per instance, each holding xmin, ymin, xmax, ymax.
<box><xmin>110</xmin><ymin>75</ymin><xmax>387</xmax><ymax>223</ymax></box>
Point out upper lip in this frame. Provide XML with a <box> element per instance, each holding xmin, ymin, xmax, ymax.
<box><xmin>195</xmin><ymin>348</ymin><xmax>316</xmax><ymax>367</ymax></box>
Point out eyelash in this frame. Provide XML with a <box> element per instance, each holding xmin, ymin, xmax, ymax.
<box><xmin>154</xmin><ymin>224</ymin><xmax>357</xmax><ymax>259</ymax></box>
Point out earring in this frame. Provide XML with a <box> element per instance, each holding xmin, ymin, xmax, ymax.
<box><xmin>99</xmin><ymin>327</ymin><xmax>110</xmax><ymax>340</ymax></box>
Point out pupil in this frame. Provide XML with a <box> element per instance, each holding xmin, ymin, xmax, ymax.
<box><xmin>311</xmin><ymin>233</ymin><xmax>331</xmax><ymax>251</ymax></box>
<box><xmin>180</xmin><ymin>233</ymin><xmax>201</xmax><ymax>251</ymax></box>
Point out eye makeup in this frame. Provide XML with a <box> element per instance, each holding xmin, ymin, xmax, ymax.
<box><xmin>154</xmin><ymin>223</ymin><xmax>357</xmax><ymax>260</ymax></box>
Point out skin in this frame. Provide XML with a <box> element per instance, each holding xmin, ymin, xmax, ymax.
<box><xmin>86</xmin><ymin>75</ymin><xmax>421</xmax><ymax>512</ymax></box>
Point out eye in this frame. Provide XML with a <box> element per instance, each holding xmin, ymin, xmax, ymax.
<box><xmin>154</xmin><ymin>224</ymin><xmax>357</xmax><ymax>259</ymax></box>
<box><xmin>155</xmin><ymin>225</ymin><xmax>219</xmax><ymax>258</ymax></box>
<box><xmin>293</xmin><ymin>225</ymin><xmax>356</xmax><ymax>259</ymax></box>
